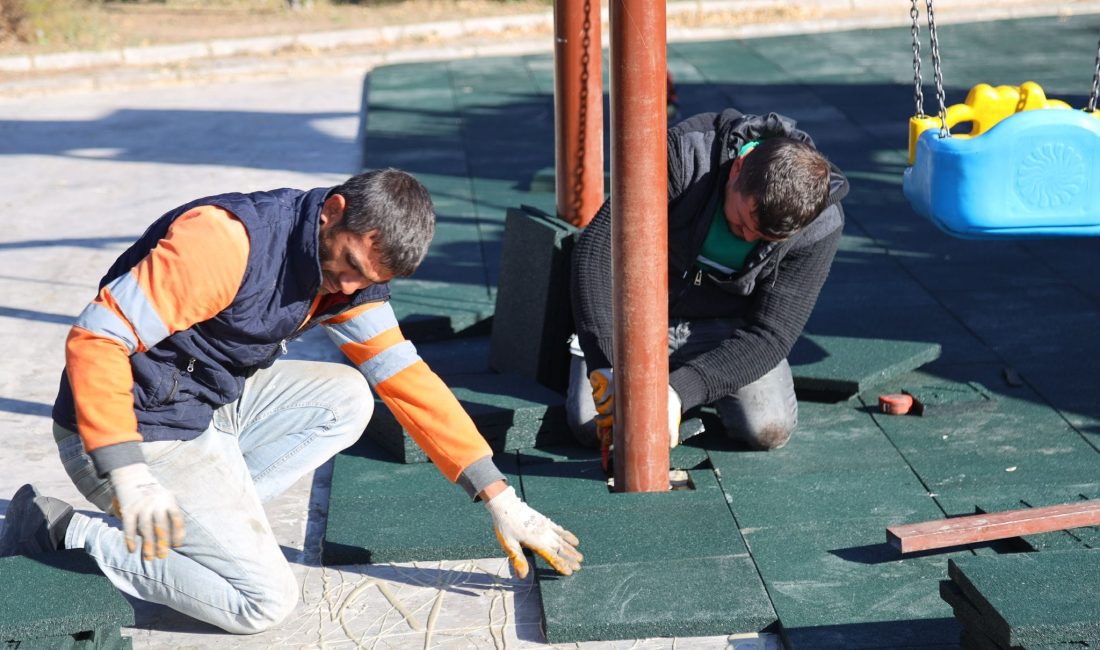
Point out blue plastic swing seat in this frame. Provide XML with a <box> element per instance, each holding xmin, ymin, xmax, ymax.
<box><xmin>904</xmin><ymin>108</ymin><xmax>1100</xmax><ymax>238</ymax></box>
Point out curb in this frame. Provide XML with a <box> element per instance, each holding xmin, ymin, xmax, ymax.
<box><xmin>1</xmin><ymin>0</ymin><xmax>1099</xmax><ymax>97</ymax></box>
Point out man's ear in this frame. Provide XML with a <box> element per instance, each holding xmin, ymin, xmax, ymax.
<box><xmin>320</xmin><ymin>194</ymin><xmax>347</xmax><ymax>228</ymax></box>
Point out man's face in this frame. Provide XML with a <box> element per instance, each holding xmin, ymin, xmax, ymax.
<box><xmin>723</xmin><ymin>156</ymin><xmax>782</xmax><ymax>243</ymax></box>
<box><xmin>317</xmin><ymin>195</ymin><xmax>395</xmax><ymax>295</ymax></box>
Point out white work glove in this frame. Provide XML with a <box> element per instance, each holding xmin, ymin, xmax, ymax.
<box><xmin>109</xmin><ymin>463</ymin><xmax>186</xmax><ymax>560</ymax></box>
<box><xmin>485</xmin><ymin>486</ymin><xmax>583</xmax><ymax>579</ymax></box>
<box><xmin>590</xmin><ymin>368</ymin><xmax>683</xmax><ymax>448</ymax></box>
<box><xmin>667</xmin><ymin>385</ymin><xmax>683</xmax><ymax>448</ymax></box>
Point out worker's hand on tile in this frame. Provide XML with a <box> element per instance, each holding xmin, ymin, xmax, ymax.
<box><xmin>485</xmin><ymin>485</ymin><xmax>582</xmax><ymax>579</ymax></box>
<box><xmin>109</xmin><ymin>463</ymin><xmax>186</xmax><ymax>560</ymax></box>
<box><xmin>591</xmin><ymin>368</ymin><xmax>684</xmax><ymax>449</ymax></box>
<box><xmin>588</xmin><ymin>368</ymin><xmax>614</xmax><ymax>447</ymax></box>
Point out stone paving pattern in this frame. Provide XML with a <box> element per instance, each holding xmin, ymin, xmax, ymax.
<box><xmin>2</xmin><ymin>8</ymin><xmax>1100</xmax><ymax>650</ymax></box>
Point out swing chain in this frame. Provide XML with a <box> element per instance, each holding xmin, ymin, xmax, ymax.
<box><xmin>924</xmin><ymin>0</ymin><xmax>950</xmax><ymax>137</ymax></box>
<box><xmin>1088</xmin><ymin>37</ymin><xmax>1100</xmax><ymax>114</ymax></box>
<box><xmin>910</xmin><ymin>0</ymin><xmax>925</xmax><ymax>117</ymax></box>
<box><xmin>571</xmin><ymin>0</ymin><xmax>593</xmax><ymax>224</ymax></box>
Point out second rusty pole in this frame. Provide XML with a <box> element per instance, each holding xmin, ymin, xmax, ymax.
<box><xmin>553</xmin><ymin>0</ymin><xmax>604</xmax><ymax>227</ymax></box>
<box><xmin>609</xmin><ymin>0</ymin><xmax>669</xmax><ymax>492</ymax></box>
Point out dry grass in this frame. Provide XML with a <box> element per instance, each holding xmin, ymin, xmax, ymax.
<box><xmin>0</xmin><ymin>0</ymin><xmax>552</xmax><ymax>55</ymax></box>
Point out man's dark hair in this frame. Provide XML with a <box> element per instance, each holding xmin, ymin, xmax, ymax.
<box><xmin>732</xmin><ymin>137</ymin><xmax>831</xmax><ymax>240</ymax></box>
<box><xmin>330</xmin><ymin>168</ymin><xmax>435</xmax><ymax>277</ymax></box>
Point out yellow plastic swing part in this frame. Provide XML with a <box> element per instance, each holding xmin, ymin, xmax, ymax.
<box><xmin>906</xmin><ymin>81</ymin><xmax>1100</xmax><ymax>164</ymax></box>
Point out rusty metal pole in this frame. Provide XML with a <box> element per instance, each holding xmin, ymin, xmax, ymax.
<box><xmin>553</xmin><ymin>0</ymin><xmax>604</xmax><ymax>227</ymax></box>
<box><xmin>609</xmin><ymin>0</ymin><xmax>668</xmax><ymax>492</ymax></box>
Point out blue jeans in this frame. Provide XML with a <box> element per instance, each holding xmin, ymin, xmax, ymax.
<box><xmin>566</xmin><ymin>318</ymin><xmax>798</xmax><ymax>450</ymax></box>
<box><xmin>56</xmin><ymin>359</ymin><xmax>374</xmax><ymax>634</ymax></box>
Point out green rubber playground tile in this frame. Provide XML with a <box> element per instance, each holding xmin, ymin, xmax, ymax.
<box><xmin>322</xmin><ymin>443</ymin><xmax>520</xmax><ymax>565</ymax></box>
<box><xmin>519</xmin><ymin>456</ymin><xmax>723</xmax><ymax>515</ymax></box>
<box><xmin>489</xmin><ymin>206</ymin><xmax>578</xmax><ymax>393</ymax></box>
<box><xmin>706</xmin><ymin>401</ymin><xmax>910</xmax><ymax>480</ymax></box>
<box><xmin>948</xmin><ymin>550</ymin><xmax>1100</xmax><ymax>646</ymax></box>
<box><xmin>324</xmin><ymin>492</ymin><xmax>497</xmax><ymax>565</ymax></box>
<box><xmin>414</xmin><ymin>336</ymin><xmax>492</xmax><ymax>376</ymax></box>
<box><xmin>551</xmin><ymin>497</ymin><xmax>746</xmax><ymax>565</ymax></box>
<box><xmin>362</xmin><ymin>371</ymin><xmax>571</xmax><ymax>464</ymax></box>
<box><xmin>537</xmin><ymin>555</ymin><xmax>777</xmax><ymax>643</ymax></box>
<box><xmin>742</xmin><ymin>519</ymin><xmax>965</xmax><ymax>649</ymax></box>
<box><xmin>0</xmin><ymin>552</ymin><xmax>133</xmax><ymax>642</ymax></box>
<box><xmin>8</xmin><ymin>627</ymin><xmax>132</xmax><ymax>650</ymax></box>
<box><xmin>389</xmin><ymin>292</ymin><xmax>495</xmax><ymax>343</ymax></box>
<box><xmin>517</xmin><ymin>448</ymin><xmax>776</xmax><ymax>642</ymax></box>
<box><xmin>788</xmin><ymin>334</ymin><xmax>941</xmax><ymax>397</ymax></box>
<box><xmin>723</xmin><ymin>469</ymin><xmax>940</xmax><ymax>529</ymax></box>
<box><xmin>934</xmin><ymin>287</ymin><xmax>1100</xmax><ymax>366</ymax></box>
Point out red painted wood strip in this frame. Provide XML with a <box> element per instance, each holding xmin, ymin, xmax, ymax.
<box><xmin>887</xmin><ymin>499</ymin><xmax>1100</xmax><ymax>553</ymax></box>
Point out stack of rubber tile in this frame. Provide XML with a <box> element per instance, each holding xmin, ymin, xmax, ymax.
<box><xmin>0</xmin><ymin>551</ymin><xmax>134</xmax><ymax>649</ymax></box>
<box><xmin>361</xmin><ymin>205</ymin><xmax>577</xmax><ymax>463</ymax></box>
<box><xmin>941</xmin><ymin>551</ymin><xmax>1100</xmax><ymax>649</ymax></box>
<box><xmin>489</xmin><ymin>205</ymin><xmax>578</xmax><ymax>394</ymax></box>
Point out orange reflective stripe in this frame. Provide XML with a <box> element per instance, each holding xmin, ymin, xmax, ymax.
<box><xmin>374</xmin><ymin>360</ymin><xmax>491</xmax><ymax>482</ymax></box>
<box><xmin>339</xmin><ymin>326</ymin><xmax>405</xmax><ymax>367</ymax></box>
<box><xmin>65</xmin><ymin>328</ymin><xmax>142</xmax><ymax>452</ymax></box>
<box><xmin>133</xmin><ymin>206</ymin><xmax>249</xmax><ymax>334</ymax></box>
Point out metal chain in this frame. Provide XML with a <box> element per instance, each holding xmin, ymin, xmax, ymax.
<box><xmin>1087</xmin><ymin>37</ymin><xmax>1100</xmax><ymax>113</ymax></box>
<box><xmin>910</xmin><ymin>0</ymin><xmax>925</xmax><ymax>117</ymax></box>
<box><xmin>925</xmin><ymin>0</ymin><xmax>950</xmax><ymax>137</ymax></box>
<box><xmin>571</xmin><ymin>0</ymin><xmax>592</xmax><ymax>224</ymax></box>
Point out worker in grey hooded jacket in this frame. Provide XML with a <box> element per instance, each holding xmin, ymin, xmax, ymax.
<box><xmin>568</xmin><ymin>109</ymin><xmax>849</xmax><ymax>451</ymax></box>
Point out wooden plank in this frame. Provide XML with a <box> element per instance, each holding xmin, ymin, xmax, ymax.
<box><xmin>887</xmin><ymin>499</ymin><xmax>1100</xmax><ymax>553</ymax></box>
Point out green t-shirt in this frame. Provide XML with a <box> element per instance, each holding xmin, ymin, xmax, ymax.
<box><xmin>696</xmin><ymin>204</ymin><xmax>755</xmax><ymax>275</ymax></box>
<box><xmin>695</xmin><ymin>139</ymin><xmax>760</xmax><ymax>275</ymax></box>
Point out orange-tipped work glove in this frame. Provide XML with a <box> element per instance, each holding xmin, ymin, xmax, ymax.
<box><xmin>485</xmin><ymin>486</ymin><xmax>583</xmax><ymax>579</ymax></box>
<box><xmin>590</xmin><ymin>368</ymin><xmax>684</xmax><ymax>448</ymax></box>
<box><xmin>109</xmin><ymin>463</ymin><xmax>186</xmax><ymax>560</ymax></box>
<box><xmin>589</xmin><ymin>368</ymin><xmax>615</xmax><ymax>447</ymax></box>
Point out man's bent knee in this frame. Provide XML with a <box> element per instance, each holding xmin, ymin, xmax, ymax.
<box><xmin>223</xmin><ymin>567</ymin><xmax>300</xmax><ymax>635</ymax></box>
<box><xmin>745</xmin><ymin>421</ymin><xmax>793</xmax><ymax>450</ymax></box>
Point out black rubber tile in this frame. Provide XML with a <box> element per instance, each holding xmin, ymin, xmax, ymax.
<box><xmin>948</xmin><ymin>550</ymin><xmax>1100</xmax><ymax>646</ymax></box>
<box><xmin>0</xmin><ymin>552</ymin><xmax>133</xmax><ymax>642</ymax></box>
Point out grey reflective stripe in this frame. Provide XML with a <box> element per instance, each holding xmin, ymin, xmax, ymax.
<box><xmin>107</xmin><ymin>274</ymin><xmax>170</xmax><ymax>349</ymax></box>
<box><xmin>324</xmin><ymin>302</ymin><xmax>399</xmax><ymax>347</ymax></box>
<box><xmin>74</xmin><ymin>303</ymin><xmax>139</xmax><ymax>354</ymax></box>
<box><xmin>359</xmin><ymin>341</ymin><xmax>420</xmax><ymax>387</ymax></box>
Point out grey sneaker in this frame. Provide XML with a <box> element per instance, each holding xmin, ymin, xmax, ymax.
<box><xmin>0</xmin><ymin>484</ymin><xmax>74</xmax><ymax>557</ymax></box>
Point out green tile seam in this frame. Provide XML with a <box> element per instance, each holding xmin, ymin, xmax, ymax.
<box><xmin>856</xmin><ymin>392</ymin><xmax>965</xmax><ymax>533</ymax></box>
<box><xmin>445</xmin><ymin>58</ymin><xmax>499</xmax><ymax>298</ymax></box>
<box><xmin>704</xmin><ymin>451</ymin><xmax>789</xmax><ymax>638</ymax></box>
